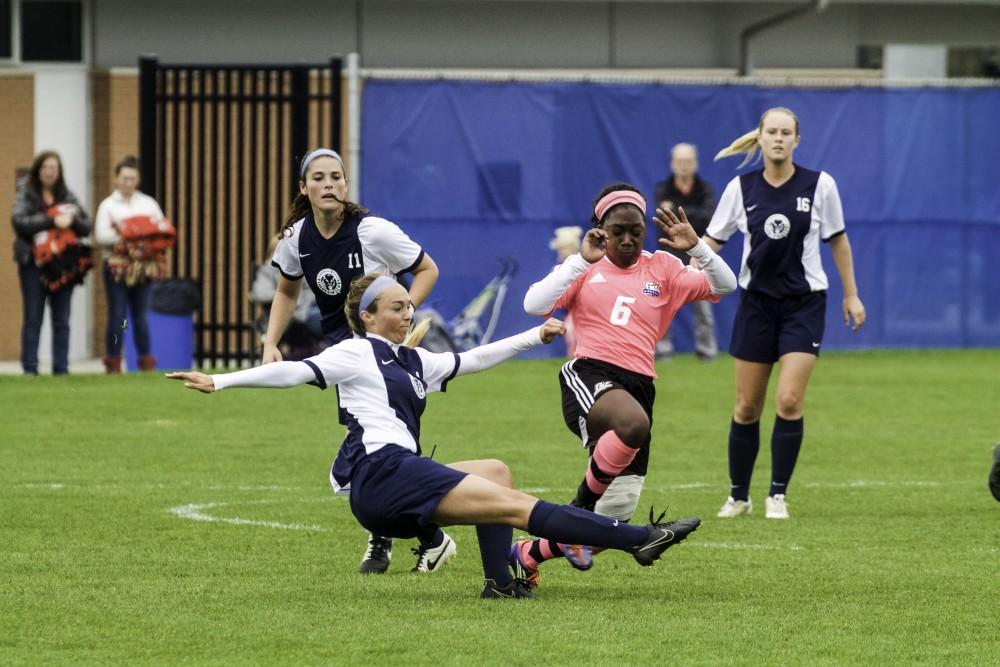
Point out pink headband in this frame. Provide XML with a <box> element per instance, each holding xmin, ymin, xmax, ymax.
<box><xmin>594</xmin><ymin>190</ymin><xmax>647</xmax><ymax>221</ymax></box>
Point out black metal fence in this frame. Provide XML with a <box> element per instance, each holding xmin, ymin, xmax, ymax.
<box><xmin>139</xmin><ymin>55</ymin><xmax>342</xmax><ymax>367</ymax></box>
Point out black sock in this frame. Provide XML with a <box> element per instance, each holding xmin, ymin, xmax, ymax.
<box><xmin>476</xmin><ymin>524</ymin><xmax>513</xmax><ymax>587</ymax></box>
<box><xmin>770</xmin><ymin>415</ymin><xmax>804</xmax><ymax>497</ymax></box>
<box><xmin>527</xmin><ymin>540</ymin><xmax>564</xmax><ymax>563</ymax></box>
<box><xmin>418</xmin><ymin>527</ymin><xmax>444</xmax><ymax>549</ymax></box>
<box><xmin>728</xmin><ymin>419</ymin><xmax>760</xmax><ymax>502</ymax></box>
<box><xmin>527</xmin><ymin>500</ymin><xmax>648</xmax><ymax>551</ymax></box>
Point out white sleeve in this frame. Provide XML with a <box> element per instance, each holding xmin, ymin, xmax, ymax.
<box><xmin>705</xmin><ymin>177</ymin><xmax>743</xmax><ymax>243</ymax></box>
<box><xmin>300</xmin><ymin>340</ymin><xmax>364</xmax><ymax>389</ymax></box>
<box><xmin>523</xmin><ymin>254</ymin><xmax>590</xmax><ymax>315</ymax></box>
<box><xmin>212</xmin><ymin>360</ymin><xmax>318</xmax><ymax>391</ymax></box>
<box><xmin>271</xmin><ymin>224</ymin><xmax>303</xmax><ymax>279</ymax></box>
<box><xmin>686</xmin><ymin>240</ymin><xmax>737</xmax><ymax>296</ymax></box>
<box><xmin>414</xmin><ymin>347</ymin><xmax>461</xmax><ymax>393</ymax></box>
<box><xmin>94</xmin><ymin>198</ymin><xmax>118</xmax><ymax>246</ymax></box>
<box><xmin>358</xmin><ymin>217</ymin><xmax>424</xmax><ymax>274</ymax></box>
<box><xmin>816</xmin><ymin>172</ymin><xmax>846</xmax><ymax>241</ymax></box>
<box><xmin>455</xmin><ymin>327</ymin><xmax>543</xmax><ymax>375</ymax></box>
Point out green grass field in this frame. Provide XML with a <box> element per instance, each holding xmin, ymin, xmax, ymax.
<box><xmin>2</xmin><ymin>349</ymin><xmax>998</xmax><ymax>665</ymax></box>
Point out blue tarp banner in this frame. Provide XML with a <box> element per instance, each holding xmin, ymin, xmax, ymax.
<box><xmin>362</xmin><ymin>80</ymin><xmax>1000</xmax><ymax>356</ymax></box>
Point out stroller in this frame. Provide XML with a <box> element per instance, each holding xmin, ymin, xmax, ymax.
<box><xmin>413</xmin><ymin>258</ymin><xmax>518</xmax><ymax>353</ymax></box>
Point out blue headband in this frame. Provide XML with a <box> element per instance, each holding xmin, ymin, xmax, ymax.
<box><xmin>358</xmin><ymin>276</ymin><xmax>399</xmax><ymax>314</ymax></box>
<box><xmin>299</xmin><ymin>148</ymin><xmax>344</xmax><ymax>179</ymax></box>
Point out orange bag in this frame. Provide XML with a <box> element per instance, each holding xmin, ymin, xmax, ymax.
<box><xmin>108</xmin><ymin>215</ymin><xmax>176</xmax><ymax>285</ymax></box>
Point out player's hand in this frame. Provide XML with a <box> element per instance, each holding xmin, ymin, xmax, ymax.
<box><xmin>261</xmin><ymin>344</ymin><xmax>283</xmax><ymax>364</ymax></box>
<box><xmin>580</xmin><ymin>228</ymin><xmax>607</xmax><ymax>263</ymax></box>
<box><xmin>654</xmin><ymin>206</ymin><xmax>699</xmax><ymax>252</ymax></box>
<box><xmin>54</xmin><ymin>214</ymin><xmax>73</xmax><ymax>229</ymax></box>
<box><xmin>843</xmin><ymin>294</ymin><xmax>866</xmax><ymax>331</ymax></box>
<box><xmin>166</xmin><ymin>371</ymin><xmax>216</xmax><ymax>393</ymax></box>
<box><xmin>539</xmin><ymin>318</ymin><xmax>567</xmax><ymax>344</ymax></box>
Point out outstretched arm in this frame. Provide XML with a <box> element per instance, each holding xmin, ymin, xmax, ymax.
<box><xmin>167</xmin><ymin>361</ymin><xmax>316</xmax><ymax>394</ymax></box>
<box><xmin>455</xmin><ymin>319</ymin><xmax>564</xmax><ymax>376</ymax></box>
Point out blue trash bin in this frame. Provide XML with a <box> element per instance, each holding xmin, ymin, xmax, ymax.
<box><xmin>124</xmin><ymin>309</ymin><xmax>194</xmax><ymax>372</ymax></box>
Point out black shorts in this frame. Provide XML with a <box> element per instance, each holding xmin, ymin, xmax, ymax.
<box><xmin>348</xmin><ymin>445</ymin><xmax>468</xmax><ymax>541</ymax></box>
<box><xmin>729</xmin><ymin>289</ymin><xmax>827</xmax><ymax>363</ymax></box>
<box><xmin>558</xmin><ymin>358</ymin><xmax>654</xmax><ymax>476</ymax></box>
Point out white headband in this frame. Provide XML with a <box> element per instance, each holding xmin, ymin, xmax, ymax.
<box><xmin>358</xmin><ymin>276</ymin><xmax>399</xmax><ymax>314</ymax></box>
<box><xmin>299</xmin><ymin>148</ymin><xmax>344</xmax><ymax>179</ymax></box>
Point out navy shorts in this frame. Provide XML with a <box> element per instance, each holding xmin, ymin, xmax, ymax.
<box><xmin>558</xmin><ymin>358</ymin><xmax>653</xmax><ymax>476</ymax></box>
<box><xmin>348</xmin><ymin>445</ymin><xmax>468</xmax><ymax>540</ymax></box>
<box><xmin>729</xmin><ymin>290</ymin><xmax>827</xmax><ymax>363</ymax></box>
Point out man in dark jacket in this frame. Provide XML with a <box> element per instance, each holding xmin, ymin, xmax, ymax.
<box><xmin>653</xmin><ymin>143</ymin><xmax>718</xmax><ymax>361</ymax></box>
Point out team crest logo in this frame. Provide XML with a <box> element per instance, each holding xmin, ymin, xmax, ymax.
<box><xmin>764</xmin><ymin>214</ymin><xmax>791</xmax><ymax>240</ymax></box>
<box><xmin>410</xmin><ymin>375</ymin><xmax>426</xmax><ymax>399</ymax></box>
<box><xmin>316</xmin><ymin>268</ymin><xmax>342</xmax><ymax>296</ymax></box>
<box><xmin>642</xmin><ymin>281</ymin><xmax>661</xmax><ymax>297</ymax></box>
<box><xmin>593</xmin><ymin>381</ymin><xmax>614</xmax><ymax>396</ymax></box>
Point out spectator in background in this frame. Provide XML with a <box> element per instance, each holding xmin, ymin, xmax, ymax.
<box><xmin>94</xmin><ymin>156</ymin><xmax>169</xmax><ymax>373</ymax></box>
<box><xmin>548</xmin><ymin>226</ymin><xmax>582</xmax><ymax>356</ymax></box>
<box><xmin>11</xmin><ymin>150</ymin><xmax>91</xmax><ymax>376</ymax></box>
<box><xmin>653</xmin><ymin>143</ymin><xmax>718</xmax><ymax>361</ymax></box>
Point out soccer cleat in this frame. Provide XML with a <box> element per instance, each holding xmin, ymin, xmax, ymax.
<box><xmin>989</xmin><ymin>442</ymin><xmax>1000</xmax><ymax>502</ymax></box>
<box><xmin>765</xmin><ymin>494</ymin><xmax>790</xmax><ymax>519</ymax></box>
<box><xmin>558</xmin><ymin>543</ymin><xmax>594</xmax><ymax>571</ymax></box>
<box><xmin>632</xmin><ymin>509</ymin><xmax>701</xmax><ymax>567</ymax></box>
<box><xmin>717</xmin><ymin>496</ymin><xmax>753</xmax><ymax>518</ymax></box>
<box><xmin>508</xmin><ymin>540</ymin><xmax>540</xmax><ymax>589</ymax></box>
<box><xmin>359</xmin><ymin>533</ymin><xmax>393</xmax><ymax>574</ymax></box>
<box><xmin>480</xmin><ymin>577</ymin><xmax>534</xmax><ymax>599</ymax></box>
<box><xmin>411</xmin><ymin>532</ymin><xmax>457</xmax><ymax>573</ymax></box>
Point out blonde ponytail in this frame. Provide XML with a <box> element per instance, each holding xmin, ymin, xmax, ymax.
<box><xmin>714</xmin><ymin>129</ymin><xmax>761</xmax><ymax>167</ymax></box>
<box><xmin>716</xmin><ymin>107</ymin><xmax>801</xmax><ymax>169</ymax></box>
<box><xmin>402</xmin><ymin>318</ymin><xmax>432</xmax><ymax>348</ymax></box>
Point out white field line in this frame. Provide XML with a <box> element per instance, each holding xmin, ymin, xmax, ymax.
<box><xmin>691</xmin><ymin>541</ymin><xmax>805</xmax><ymax>552</ymax></box>
<box><xmin>18</xmin><ymin>483</ymin><xmax>65</xmax><ymax>489</ymax></box>
<box><xmin>168</xmin><ymin>498</ymin><xmax>329</xmax><ymax>531</ymax></box>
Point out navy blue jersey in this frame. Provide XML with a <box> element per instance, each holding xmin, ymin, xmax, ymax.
<box><xmin>706</xmin><ymin>165</ymin><xmax>845</xmax><ymax>299</ymax></box>
<box><xmin>272</xmin><ymin>211</ymin><xmax>425</xmax><ymax>343</ymax></box>
<box><xmin>300</xmin><ymin>336</ymin><xmax>459</xmax><ymax>492</ymax></box>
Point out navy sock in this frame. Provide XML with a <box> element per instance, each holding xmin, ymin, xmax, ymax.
<box><xmin>418</xmin><ymin>527</ymin><xmax>444</xmax><ymax>549</ymax></box>
<box><xmin>527</xmin><ymin>500</ymin><xmax>648</xmax><ymax>551</ymax></box>
<box><xmin>770</xmin><ymin>415</ymin><xmax>804</xmax><ymax>497</ymax></box>
<box><xmin>728</xmin><ymin>419</ymin><xmax>760</xmax><ymax>502</ymax></box>
<box><xmin>476</xmin><ymin>524</ymin><xmax>513</xmax><ymax>587</ymax></box>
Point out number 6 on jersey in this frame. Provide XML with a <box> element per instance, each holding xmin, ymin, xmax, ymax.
<box><xmin>610</xmin><ymin>295</ymin><xmax>636</xmax><ymax>326</ymax></box>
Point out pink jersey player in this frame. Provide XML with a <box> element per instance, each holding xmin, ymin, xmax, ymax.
<box><xmin>511</xmin><ymin>183</ymin><xmax>736</xmax><ymax>586</ymax></box>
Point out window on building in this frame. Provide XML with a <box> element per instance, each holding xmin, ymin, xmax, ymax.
<box><xmin>20</xmin><ymin>0</ymin><xmax>82</xmax><ymax>62</ymax></box>
<box><xmin>0</xmin><ymin>1</ymin><xmax>12</xmax><ymax>59</ymax></box>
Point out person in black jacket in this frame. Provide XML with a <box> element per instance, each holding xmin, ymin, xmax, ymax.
<box><xmin>11</xmin><ymin>151</ymin><xmax>91</xmax><ymax>375</ymax></box>
<box><xmin>653</xmin><ymin>143</ymin><xmax>718</xmax><ymax>361</ymax></box>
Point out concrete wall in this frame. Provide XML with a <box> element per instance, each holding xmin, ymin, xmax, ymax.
<box><xmin>91</xmin><ymin>1</ymin><xmax>1000</xmax><ymax>70</ymax></box>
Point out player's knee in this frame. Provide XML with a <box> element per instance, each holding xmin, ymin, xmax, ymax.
<box><xmin>480</xmin><ymin>458</ymin><xmax>513</xmax><ymax>488</ymax></box>
<box><xmin>775</xmin><ymin>391</ymin><xmax>803</xmax><ymax>418</ymax></box>
<box><xmin>734</xmin><ymin>400</ymin><xmax>763</xmax><ymax>424</ymax></box>
<box><xmin>610</xmin><ymin>414</ymin><xmax>649</xmax><ymax>448</ymax></box>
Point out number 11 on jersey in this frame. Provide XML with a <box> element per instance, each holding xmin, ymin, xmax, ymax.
<box><xmin>347</xmin><ymin>252</ymin><xmax>361</xmax><ymax>268</ymax></box>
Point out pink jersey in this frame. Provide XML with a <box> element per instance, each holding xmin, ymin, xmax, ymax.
<box><xmin>551</xmin><ymin>251</ymin><xmax>717</xmax><ymax>378</ymax></box>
